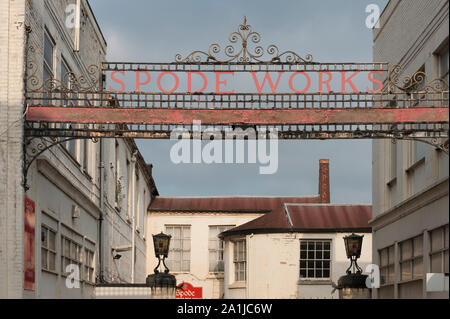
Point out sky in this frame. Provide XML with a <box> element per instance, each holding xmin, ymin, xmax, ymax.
<box><xmin>89</xmin><ymin>0</ymin><xmax>389</xmax><ymax>203</ymax></box>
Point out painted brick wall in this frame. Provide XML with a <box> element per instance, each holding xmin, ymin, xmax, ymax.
<box><xmin>0</xmin><ymin>0</ymin><xmax>27</xmax><ymax>299</ymax></box>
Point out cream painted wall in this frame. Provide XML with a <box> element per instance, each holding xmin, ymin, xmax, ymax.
<box><xmin>146</xmin><ymin>212</ymin><xmax>264</xmax><ymax>298</ymax></box>
<box><xmin>223</xmin><ymin>232</ymin><xmax>372</xmax><ymax>299</ymax></box>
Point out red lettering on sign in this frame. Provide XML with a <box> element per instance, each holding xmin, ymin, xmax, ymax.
<box><xmin>176</xmin><ymin>282</ymin><xmax>203</xmax><ymax>299</ymax></box>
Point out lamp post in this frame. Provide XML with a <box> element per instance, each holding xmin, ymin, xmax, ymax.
<box><xmin>146</xmin><ymin>232</ymin><xmax>177</xmax><ymax>299</ymax></box>
<box><xmin>335</xmin><ymin>233</ymin><xmax>370</xmax><ymax>299</ymax></box>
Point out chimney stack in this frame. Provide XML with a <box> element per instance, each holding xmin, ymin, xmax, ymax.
<box><xmin>318</xmin><ymin>159</ymin><xmax>330</xmax><ymax>203</ymax></box>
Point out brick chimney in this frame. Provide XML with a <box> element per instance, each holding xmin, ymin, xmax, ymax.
<box><xmin>318</xmin><ymin>159</ymin><xmax>330</xmax><ymax>203</ymax></box>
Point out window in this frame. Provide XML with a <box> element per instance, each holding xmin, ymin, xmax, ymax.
<box><xmin>82</xmin><ymin>140</ymin><xmax>89</xmax><ymax>173</ymax></box>
<box><xmin>299</xmin><ymin>240</ymin><xmax>331</xmax><ymax>279</ymax></box>
<box><xmin>41</xmin><ymin>225</ymin><xmax>56</xmax><ymax>272</ymax></box>
<box><xmin>379</xmin><ymin>245</ymin><xmax>395</xmax><ymax>285</ymax></box>
<box><xmin>165</xmin><ymin>225</ymin><xmax>190</xmax><ymax>272</ymax></box>
<box><xmin>84</xmin><ymin>248</ymin><xmax>95</xmax><ymax>284</ymax></box>
<box><xmin>233</xmin><ymin>239</ymin><xmax>246</xmax><ymax>282</ymax></box>
<box><xmin>61</xmin><ymin>236</ymin><xmax>82</xmax><ymax>276</ymax></box>
<box><xmin>430</xmin><ymin>225</ymin><xmax>449</xmax><ymax>274</ymax></box>
<box><xmin>43</xmin><ymin>30</ymin><xmax>55</xmax><ymax>104</ymax></box>
<box><xmin>209</xmin><ymin>225</ymin><xmax>234</xmax><ymax>272</ymax></box>
<box><xmin>389</xmin><ymin>140</ymin><xmax>397</xmax><ymax>181</ymax></box>
<box><xmin>400</xmin><ymin>235</ymin><xmax>423</xmax><ymax>282</ymax></box>
<box><xmin>439</xmin><ymin>45</ymin><xmax>449</xmax><ymax>84</ymax></box>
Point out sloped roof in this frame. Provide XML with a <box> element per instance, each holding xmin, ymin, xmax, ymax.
<box><xmin>148</xmin><ymin>196</ymin><xmax>320</xmax><ymax>213</ymax></box>
<box><xmin>219</xmin><ymin>204</ymin><xmax>372</xmax><ymax>237</ymax></box>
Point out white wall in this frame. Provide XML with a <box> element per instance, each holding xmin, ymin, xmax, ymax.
<box><xmin>146</xmin><ymin>212</ymin><xmax>264</xmax><ymax>299</ymax></box>
<box><xmin>223</xmin><ymin>232</ymin><xmax>372</xmax><ymax>299</ymax></box>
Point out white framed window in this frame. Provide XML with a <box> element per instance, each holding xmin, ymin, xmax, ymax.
<box><xmin>379</xmin><ymin>245</ymin><xmax>395</xmax><ymax>285</ymax></box>
<box><xmin>399</xmin><ymin>235</ymin><xmax>423</xmax><ymax>282</ymax></box>
<box><xmin>299</xmin><ymin>240</ymin><xmax>331</xmax><ymax>279</ymax></box>
<box><xmin>209</xmin><ymin>225</ymin><xmax>234</xmax><ymax>272</ymax></box>
<box><xmin>165</xmin><ymin>225</ymin><xmax>190</xmax><ymax>272</ymax></box>
<box><xmin>233</xmin><ymin>239</ymin><xmax>246</xmax><ymax>282</ymax></box>
<box><xmin>429</xmin><ymin>225</ymin><xmax>449</xmax><ymax>274</ymax></box>
<box><xmin>61</xmin><ymin>235</ymin><xmax>82</xmax><ymax>276</ymax></box>
<box><xmin>41</xmin><ymin>224</ymin><xmax>57</xmax><ymax>273</ymax></box>
<box><xmin>84</xmin><ymin>248</ymin><xmax>95</xmax><ymax>284</ymax></box>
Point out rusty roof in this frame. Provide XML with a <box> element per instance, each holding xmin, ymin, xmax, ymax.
<box><xmin>219</xmin><ymin>204</ymin><xmax>372</xmax><ymax>237</ymax></box>
<box><xmin>148</xmin><ymin>196</ymin><xmax>321</xmax><ymax>213</ymax></box>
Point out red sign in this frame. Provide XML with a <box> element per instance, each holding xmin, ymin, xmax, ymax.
<box><xmin>176</xmin><ymin>282</ymin><xmax>203</xmax><ymax>299</ymax></box>
<box><xmin>24</xmin><ymin>197</ymin><xmax>35</xmax><ymax>291</ymax></box>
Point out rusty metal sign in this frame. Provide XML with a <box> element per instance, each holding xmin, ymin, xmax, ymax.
<box><xmin>24</xmin><ymin>17</ymin><xmax>449</xmax><ymax>144</ymax></box>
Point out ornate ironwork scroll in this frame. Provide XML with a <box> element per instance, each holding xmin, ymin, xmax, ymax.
<box><xmin>175</xmin><ymin>16</ymin><xmax>314</xmax><ymax>63</ymax></box>
<box><xmin>26</xmin><ymin>44</ymin><xmax>101</xmax><ymax>93</ymax></box>
<box><xmin>387</xmin><ymin>64</ymin><xmax>449</xmax><ymax>93</ymax></box>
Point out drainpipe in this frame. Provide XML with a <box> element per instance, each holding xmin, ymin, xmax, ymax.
<box><xmin>98</xmin><ymin>139</ymin><xmax>105</xmax><ymax>283</ymax></box>
<box><xmin>130</xmin><ymin>150</ymin><xmax>137</xmax><ymax>283</ymax></box>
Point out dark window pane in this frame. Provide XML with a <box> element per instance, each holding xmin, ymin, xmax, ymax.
<box><xmin>316</xmin><ymin>251</ymin><xmax>323</xmax><ymax>259</ymax></box>
<box><xmin>324</xmin><ymin>242</ymin><xmax>330</xmax><ymax>250</ymax></box>
<box><xmin>308</xmin><ymin>270</ymin><xmax>314</xmax><ymax>277</ymax></box>
<box><xmin>323</xmin><ymin>261</ymin><xmax>330</xmax><ymax>268</ymax></box>
<box><xmin>300</xmin><ymin>242</ymin><xmax>307</xmax><ymax>250</ymax></box>
<box><xmin>316</xmin><ymin>242</ymin><xmax>323</xmax><ymax>250</ymax></box>
<box><xmin>300</xmin><ymin>251</ymin><xmax>307</xmax><ymax>259</ymax></box>
<box><xmin>300</xmin><ymin>269</ymin><xmax>306</xmax><ymax>278</ymax></box>
<box><xmin>308</xmin><ymin>242</ymin><xmax>314</xmax><ymax>249</ymax></box>
<box><xmin>315</xmin><ymin>269</ymin><xmax>323</xmax><ymax>278</ymax></box>
<box><xmin>323</xmin><ymin>270</ymin><xmax>330</xmax><ymax>278</ymax></box>
<box><xmin>315</xmin><ymin>261</ymin><xmax>322</xmax><ymax>269</ymax></box>
<box><xmin>308</xmin><ymin>251</ymin><xmax>314</xmax><ymax>259</ymax></box>
<box><xmin>324</xmin><ymin>251</ymin><xmax>330</xmax><ymax>259</ymax></box>
<box><xmin>300</xmin><ymin>261</ymin><xmax>306</xmax><ymax>268</ymax></box>
<box><xmin>308</xmin><ymin>261</ymin><xmax>314</xmax><ymax>268</ymax></box>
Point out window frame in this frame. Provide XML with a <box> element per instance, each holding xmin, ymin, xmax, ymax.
<box><xmin>83</xmin><ymin>248</ymin><xmax>95</xmax><ymax>284</ymax></box>
<box><xmin>41</xmin><ymin>224</ymin><xmax>57</xmax><ymax>274</ymax></box>
<box><xmin>233</xmin><ymin>239</ymin><xmax>246</xmax><ymax>282</ymax></box>
<box><xmin>429</xmin><ymin>224</ymin><xmax>449</xmax><ymax>274</ymax></box>
<box><xmin>399</xmin><ymin>235</ymin><xmax>423</xmax><ymax>283</ymax></box>
<box><xmin>379</xmin><ymin>245</ymin><xmax>395</xmax><ymax>286</ymax></box>
<box><xmin>43</xmin><ymin>28</ymin><xmax>55</xmax><ymax>105</ymax></box>
<box><xmin>165</xmin><ymin>225</ymin><xmax>191</xmax><ymax>273</ymax></box>
<box><xmin>299</xmin><ymin>239</ymin><xmax>332</xmax><ymax>280</ymax></box>
<box><xmin>60</xmin><ymin>235</ymin><xmax>82</xmax><ymax>277</ymax></box>
<box><xmin>208</xmin><ymin>225</ymin><xmax>235</xmax><ymax>273</ymax></box>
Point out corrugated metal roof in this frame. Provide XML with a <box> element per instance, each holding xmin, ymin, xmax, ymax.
<box><xmin>148</xmin><ymin>196</ymin><xmax>320</xmax><ymax>213</ymax></box>
<box><xmin>220</xmin><ymin>204</ymin><xmax>372</xmax><ymax>237</ymax></box>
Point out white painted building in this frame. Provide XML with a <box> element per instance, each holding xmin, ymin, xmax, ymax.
<box><xmin>147</xmin><ymin>160</ymin><xmax>372</xmax><ymax>299</ymax></box>
<box><xmin>1</xmin><ymin>0</ymin><xmax>157</xmax><ymax>299</ymax></box>
<box><xmin>220</xmin><ymin>204</ymin><xmax>372</xmax><ymax>299</ymax></box>
<box><xmin>370</xmin><ymin>0</ymin><xmax>449</xmax><ymax>299</ymax></box>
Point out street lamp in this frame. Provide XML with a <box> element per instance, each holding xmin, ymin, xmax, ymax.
<box><xmin>152</xmin><ymin>232</ymin><xmax>171</xmax><ymax>273</ymax></box>
<box><xmin>146</xmin><ymin>232</ymin><xmax>176</xmax><ymax>299</ymax></box>
<box><xmin>343</xmin><ymin>233</ymin><xmax>364</xmax><ymax>274</ymax></box>
<box><xmin>333</xmin><ymin>233</ymin><xmax>370</xmax><ymax>299</ymax></box>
